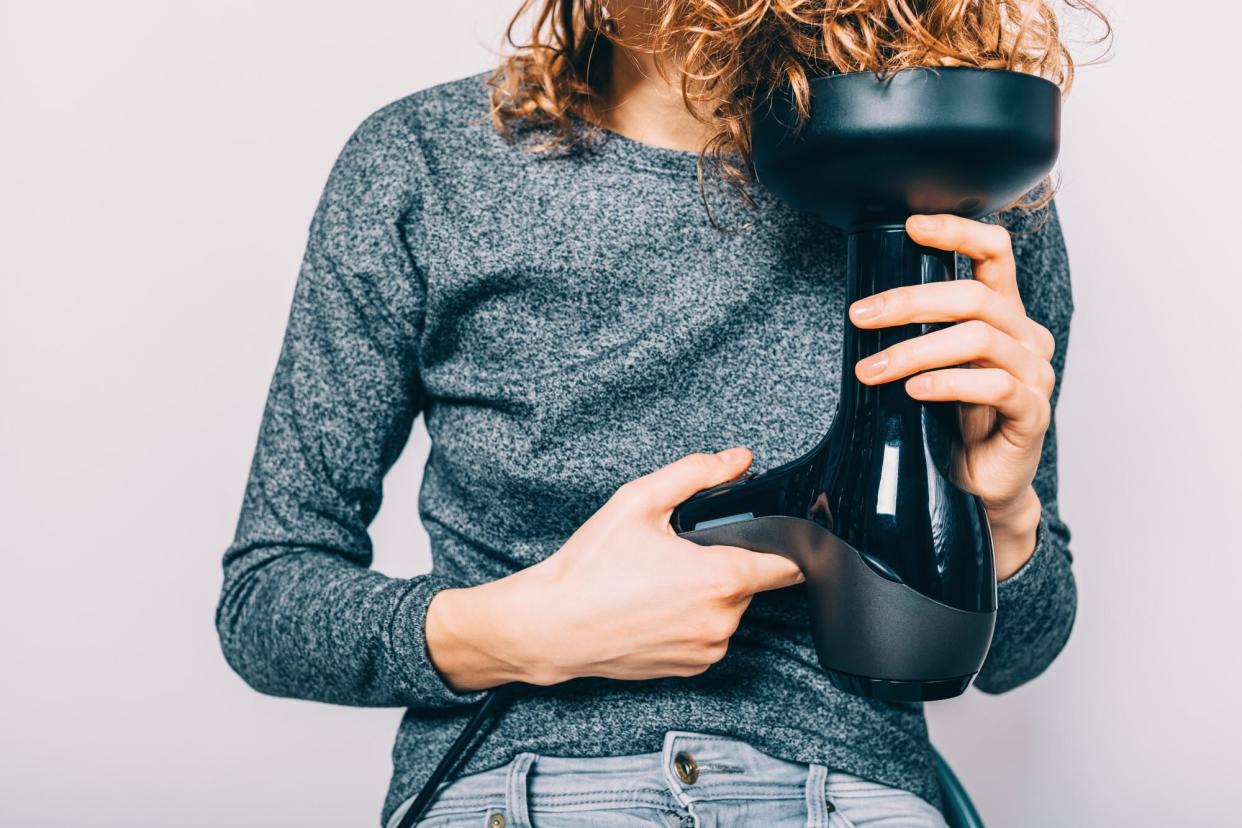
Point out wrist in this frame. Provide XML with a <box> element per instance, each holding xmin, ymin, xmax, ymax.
<box><xmin>425</xmin><ymin>567</ymin><xmax>564</xmax><ymax>692</ymax></box>
<box><xmin>986</xmin><ymin>486</ymin><xmax>1042</xmax><ymax>581</ymax></box>
<box><xmin>425</xmin><ymin>581</ymin><xmax>522</xmax><ymax>692</ymax></box>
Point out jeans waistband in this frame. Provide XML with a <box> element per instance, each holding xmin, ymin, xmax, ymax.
<box><xmin>403</xmin><ymin>731</ymin><xmax>834</xmax><ymax>828</ymax></box>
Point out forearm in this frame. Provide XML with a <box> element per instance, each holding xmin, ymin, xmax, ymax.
<box><xmin>218</xmin><ymin>545</ymin><xmax>482</xmax><ymax>709</ymax></box>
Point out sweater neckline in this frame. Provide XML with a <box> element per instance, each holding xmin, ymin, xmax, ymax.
<box><xmin>580</xmin><ymin>120</ymin><xmax>703</xmax><ymax>177</ymax></box>
<box><xmin>560</xmin><ymin>112</ymin><xmax>743</xmax><ymax>179</ymax></box>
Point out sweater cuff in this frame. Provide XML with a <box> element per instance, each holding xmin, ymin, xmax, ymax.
<box><xmin>388</xmin><ymin>576</ymin><xmax>487</xmax><ymax>709</ymax></box>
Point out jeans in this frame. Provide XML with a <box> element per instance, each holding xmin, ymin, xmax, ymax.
<box><xmin>390</xmin><ymin>731</ymin><xmax>948</xmax><ymax>828</ymax></box>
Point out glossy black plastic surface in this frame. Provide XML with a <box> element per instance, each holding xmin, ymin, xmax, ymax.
<box><xmin>672</xmin><ymin>68</ymin><xmax>1060</xmax><ymax>701</ymax></box>
<box><xmin>751</xmin><ymin>67</ymin><xmax>1061</xmax><ymax>230</ymax></box>
<box><xmin>675</xmin><ymin>229</ymin><xmax>997</xmax><ymax>613</ymax></box>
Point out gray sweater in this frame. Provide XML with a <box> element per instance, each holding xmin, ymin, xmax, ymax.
<box><xmin>217</xmin><ymin>73</ymin><xmax>1077</xmax><ymax>825</ymax></box>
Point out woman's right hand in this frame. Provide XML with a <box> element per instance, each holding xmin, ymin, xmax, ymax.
<box><xmin>425</xmin><ymin>448</ymin><xmax>804</xmax><ymax>692</ymax></box>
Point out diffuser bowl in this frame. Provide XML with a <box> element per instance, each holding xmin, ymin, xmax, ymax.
<box><xmin>750</xmin><ymin>67</ymin><xmax>1061</xmax><ymax>230</ymax></box>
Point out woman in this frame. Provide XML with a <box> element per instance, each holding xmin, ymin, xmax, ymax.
<box><xmin>217</xmin><ymin>2</ymin><xmax>1102</xmax><ymax>825</ymax></box>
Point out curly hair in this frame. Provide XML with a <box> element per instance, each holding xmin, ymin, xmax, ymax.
<box><xmin>487</xmin><ymin>1</ymin><xmax>1110</xmax><ymax>212</ymax></box>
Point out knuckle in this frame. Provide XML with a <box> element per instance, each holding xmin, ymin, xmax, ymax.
<box><xmin>706</xmin><ymin>640</ymin><xmax>730</xmax><ymax>664</ymax></box>
<box><xmin>685</xmin><ymin>452</ymin><xmax>719</xmax><ymax>477</ymax></box>
<box><xmin>680</xmin><ymin>451</ymin><xmax>709</xmax><ymax>469</ymax></box>
<box><xmin>721</xmin><ymin>573</ymin><xmax>749</xmax><ymax>604</ymax></box>
<box><xmin>526</xmin><ymin>665</ymin><xmax>564</xmax><ymax>687</ymax></box>
<box><xmin>988</xmin><ymin>224</ymin><xmax>1013</xmax><ymax>255</ymax></box>
<box><xmin>1036</xmin><ymin>397</ymin><xmax>1052</xmax><ymax>428</ymax></box>
<box><xmin>609</xmin><ymin>480</ymin><xmax>642</xmax><ymax>509</ymax></box>
<box><xmin>707</xmin><ymin>612</ymin><xmax>740</xmax><ymax>644</ymax></box>
<box><xmin>688</xmin><ymin>612</ymin><xmax>729</xmax><ymax>645</ymax></box>
<box><xmin>963</xmin><ymin>319</ymin><xmax>994</xmax><ymax>352</ymax></box>
<box><xmin>1037</xmin><ymin>325</ymin><xmax>1057</xmax><ymax>359</ymax></box>
<box><xmin>702</xmin><ymin>563</ymin><xmax>746</xmax><ymax>603</ymax></box>
<box><xmin>1037</xmin><ymin>362</ymin><xmax>1056</xmax><ymax>394</ymax></box>
<box><xmin>992</xmin><ymin>371</ymin><xmax>1020</xmax><ymax>400</ymax></box>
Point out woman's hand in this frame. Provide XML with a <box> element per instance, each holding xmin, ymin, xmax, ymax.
<box><xmin>425</xmin><ymin>448</ymin><xmax>804</xmax><ymax>692</ymax></box>
<box><xmin>850</xmin><ymin>214</ymin><xmax>1053</xmax><ymax>580</ymax></box>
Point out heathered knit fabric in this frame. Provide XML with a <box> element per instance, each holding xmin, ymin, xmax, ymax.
<box><xmin>217</xmin><ymin>73</ymin><xmax>1077</xmax><ymax>825</ymax></box>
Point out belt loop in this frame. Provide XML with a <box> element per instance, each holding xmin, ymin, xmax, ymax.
<box><xmin>805</xmin><ymin>763</ymin><xmax>829</xmax><ymax>828</ymax></box>
<box><xmin>504</xmin><ymin>752</ymin><xmax>538</xmax><ymax>828</ymax></box>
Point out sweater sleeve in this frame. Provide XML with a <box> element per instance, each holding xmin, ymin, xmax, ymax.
<box><xmin>215</xmin><ymin>104</ymin><xmax>484</xmax><ymax>710</ymax></box>
<box><xmin>974</xmin><ymin>200</ymin><xmax>1078</xmax><ymax>694</ymax></box>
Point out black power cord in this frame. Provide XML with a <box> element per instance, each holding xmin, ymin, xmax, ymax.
<box><xmin>393</xmin><ymin>685</ymin><xmax>518</xmax><ymax>828</ymax></box>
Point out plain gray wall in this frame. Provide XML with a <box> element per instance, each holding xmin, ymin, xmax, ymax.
<box><xmin>2</xmin><ymin>1</ymin><xmax>1238</xmax><ymax>825</ymax></box>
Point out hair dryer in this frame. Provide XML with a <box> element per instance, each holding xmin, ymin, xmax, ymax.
<box><xmin>671</xmin><ymin>67</ymin><xmax>1060</xmax><ymax>702</ymax></box>
<box><xmin>395</xmin><ymin>67</ymin><xmax>1058</xmax><ymax>828</ymax></box>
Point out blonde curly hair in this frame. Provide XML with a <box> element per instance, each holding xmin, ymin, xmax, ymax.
<box><xmin>488</xmin><ymin>1</ymin><xmax>1109</xmax><ymax>210</ymax></box>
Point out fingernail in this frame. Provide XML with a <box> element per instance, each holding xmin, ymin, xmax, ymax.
<box><xmin>859</xmin><ymin>354</ymin><xmax>888</xmax><ymax>379</ymax></box>
<box><xmin>717</xmin><ymin>447</ymin><xmax>749</xmax><ymax>464</ymax></box>
<box><xmin>909</xmin><ymin>215</ymin><xmax>940</xmax><ymax>232</ymax></box>
<box><xmin>906</xmin><ymin>374</ymin><xmax>931</xmax><ymax>394</ymax></box>
<box><xmin>851</xmin><ymin>299</ymin><xmax>881</xmax><ymax>321</ymax></box>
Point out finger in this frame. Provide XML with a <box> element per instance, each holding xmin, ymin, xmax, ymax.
<box><xmin>850</xmin><ymin>280</ymin><xmax>1046</xmax><ymax>352</ymax></box>
<box><xmin>905</xmin><ymin>368</ymin><xmax>1051</xmax><ymax>437</ymax></box>
<box><xmin>905</xmin><ymin>214</ymin><xmax>1019</xmax><ymax>300</ymax></box>
<box><xmin>620</xmin><ymin>448</ymin><xmax>753</xmax><ymax>518</ymax></box>
<box><xmin>712</xmin><ymin>545</ymin><xmax>805</xmax><ymax>595</ymax></box>
<box><xmin>856</xmin><ymin>319</ymin><xmax>1055</xmax><ymax>395</ymax></box>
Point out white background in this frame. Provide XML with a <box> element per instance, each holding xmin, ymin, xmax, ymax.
<box><xmin>2</xmin><ymin>2</ymin><xmax>1239</xmax><ymax>825</ymax></box>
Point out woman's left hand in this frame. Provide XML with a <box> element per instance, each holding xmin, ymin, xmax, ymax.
<box><xmin>849</xmin><ymin>214</ymin><xmax>1052</xmax><ymax>579</ymax></box>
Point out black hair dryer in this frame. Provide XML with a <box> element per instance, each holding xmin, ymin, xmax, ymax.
<box><xmin>671</xmin><ymin>68</ymin><xmax>1060</xmax><ymax>702</ymax></box>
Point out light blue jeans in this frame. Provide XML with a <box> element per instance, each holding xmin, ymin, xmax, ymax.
<box><xmin>390</xmin><ymin>731</ymin><xmax>948</xmax><ymax>828</ymax></box>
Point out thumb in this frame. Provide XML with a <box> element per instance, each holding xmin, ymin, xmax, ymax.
<box><xmin>627</xmin><ymin>448</ymin><xmax>752</xmax><ymax>517</ymax></box>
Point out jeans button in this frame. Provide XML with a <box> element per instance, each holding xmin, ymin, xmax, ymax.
<box><xmin>673</xmin><ymin>751</ymin><xmax>699</xmax><ymax>784</ymax></box>
<box><xmin>488</xmin><ymin>814</ymin><xmax>506</xmax><ymax>828</ymax></box>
